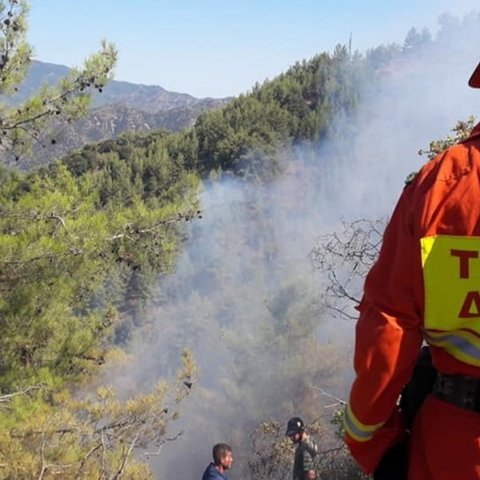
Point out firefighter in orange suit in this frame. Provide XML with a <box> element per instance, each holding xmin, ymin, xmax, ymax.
<box><xmin>344</xmin><ymin>61</ymin><xmax>480</xmax><ymax>480</ymax></box>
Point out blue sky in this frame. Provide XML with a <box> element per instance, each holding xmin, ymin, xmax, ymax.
<box><xmin>28</xmin><ymin>0</ymin><xmax>479</xmax><ymax>98</ymax></box>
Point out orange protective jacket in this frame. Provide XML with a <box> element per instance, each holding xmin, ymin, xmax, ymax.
<box><xmin>344</xmin><ymin>122</ymin><xmax>480</xmax><ymax>479</ymax></box>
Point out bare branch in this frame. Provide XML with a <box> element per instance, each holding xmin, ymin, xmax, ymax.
<box><xmin>144</xmin><ymin>431</ymin><xmax>184</xmax><ymax>459</ymax></box>
<box><xmin>310</xmin><ymin>218</ymin><xmax>386</xmax><ymax>320</ymax></box>
<box><xmin>310</xmin><ymin>385</ymin><xmax>346</xmax><ymax>405</ymax></box>
<box><xmin>75</xmin><ymin>443</ymin><xmax>103</xmax><ymax>480</ymax></box>
<box><xmin>0</xmin><ymin>385</ymin><xmax>42</xmax><ymax>403</ymax></box>
<box><xmin>108</xmin><ymin>210</ymin><xmax>202</xmax><ymax>241</ymax></box>
<box><xmin>37</xmin><ymin>432</ymin><xmax>46</xmax><ymax>480</ymax></box>
<box><xmin>111</xmin><ymin>432</ymin><xmax>140</xmax><ymax>480</ymax></box>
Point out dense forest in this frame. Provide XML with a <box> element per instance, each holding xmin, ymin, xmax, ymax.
<box><xmin>1</xmin><ymin>2</ymin><xmax>479</xmax><ymax>478</ymax></box>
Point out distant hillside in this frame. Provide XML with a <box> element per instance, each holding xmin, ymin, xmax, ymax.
<box><xmin>9</xmin><ymin>61</ymin><xmax>232</xmax><ymax>167</ymax></box>
<box><xmin>14</xmin><ymin>60</ymin><xmax>231</xmax><ymax>112</ymax></box>
<box><xmin>41</xmin><ymin>101</ymin><xmax>229</xmax><ymax>162</ymax></box>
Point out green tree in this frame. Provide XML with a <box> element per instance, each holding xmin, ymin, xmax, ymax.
<box><xmin>0</xmin><ymin>2</ymin><xmax>204</xmax><ymax>477</ymax></box>
<box><xmin>0</xmin><ymin>349</ymin><xmax>196</xmax><ymax>480</ymax></box>
<box><xmin>417</xmin><ymin>116</ymin><xmax>477</xmax><ymax>160</ymax></box>
<box><xmin>0</xmin><ymin>159</ymin><xmax>200</xmax><ymax>475</ymax></box>
<box><xmin>402</xmin><ymin>27</ymin><xmax>432</xmax><ymax>55</ymax></box>
<box><xmin>0</xmin><ymin>0</ymin><xmax>117</xmax><ymax>163</ymax></box>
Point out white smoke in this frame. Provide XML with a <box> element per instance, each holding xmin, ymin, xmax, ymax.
<box><xmin>101</xmin><ymin>11</ymin><xmax>480</xmax><ymax>480</ymax></box>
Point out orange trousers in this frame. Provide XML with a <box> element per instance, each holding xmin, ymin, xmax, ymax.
<box><xmin>409</xmin><ymin>395</ymin><xmax>480</xmax><ymax>479</ymax></box>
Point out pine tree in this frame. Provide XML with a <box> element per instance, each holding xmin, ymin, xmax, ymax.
<box><xmin>0</xmin><ymin>0</ymin><xmax>117</xmax><ymax>162</ymax></box>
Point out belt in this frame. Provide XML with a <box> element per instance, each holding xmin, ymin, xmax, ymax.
<box><xmin>432</xmin><ymin>372</ymin><xmax>480</xmax><ymax>413</ymax></box>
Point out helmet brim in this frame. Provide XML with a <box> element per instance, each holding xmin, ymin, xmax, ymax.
<box><xmin>469</xmin><ymin>62</ymin><xmax>480</xmax><ymax>88</ymax></box>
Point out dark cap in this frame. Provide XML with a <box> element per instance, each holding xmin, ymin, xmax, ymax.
<box><xmin>285</xmin><ymin>416</ymin><xmax>305</xmax><ymax>436</ymax></box>
<box><xmin>469</xmin><ymin>62</ymin><xmax>480</xmax><ymax>88</ymax></box>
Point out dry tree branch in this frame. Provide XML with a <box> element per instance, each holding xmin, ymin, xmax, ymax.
<box><xmin>111</xmin><ymin>433</ymin><xmax>140</xmax><ymax>480</ymax></box>
<box><xmin>310</xmin><ymin>385</ymin><xmax>346</xmax><ymax>406</ymax></box>
<box><xmin>310</xmin><ymin>218</ymin><xmax>386</xmax><ymax>320</ymax></box>
<box><xmin>0</xmin><ymin>385</ymin><xmax>42</xmax><ymax>403</ymax></box>
<box><xmin>144</xmin><ymin>432</ymin><xmax>184</xmax><ymax>459</ymax></box>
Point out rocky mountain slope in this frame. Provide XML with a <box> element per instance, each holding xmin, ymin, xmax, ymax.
<box><xmin>10</xmin><ymin>61</ymin><xmax>232</xmax><ymax>167</ymax></box>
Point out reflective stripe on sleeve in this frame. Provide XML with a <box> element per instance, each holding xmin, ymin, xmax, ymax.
<box><xmin>343</xmin><ymin>402</ymin><xmax>385</xmax><ymax>442</ymax></box>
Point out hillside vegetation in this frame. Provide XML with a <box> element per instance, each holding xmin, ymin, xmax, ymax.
<box><xmin>0</xmin><ymin>40</ymin><xmax>375</xmax><ymax>477</ymax></box>
<box><xmin>1</xmin><ymin>5</ymin><xmax>479</xmax><ymax>478</ymax></box>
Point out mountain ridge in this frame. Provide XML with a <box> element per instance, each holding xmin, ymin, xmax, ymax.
<box><xmin>10</xmin><ymin>60</ymin><xmax>232</xmax><ymax>167</ymax></box>
<box><xmin>16</xmin><ymin>60</ymin><xmax>230</xmax><ymax>111</ymax></box>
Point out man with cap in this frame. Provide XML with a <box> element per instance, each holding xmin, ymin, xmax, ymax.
<box><xmin>285</xmin><ymin>416</ymin><xmax>318</xmax><ymax>480</ymax></box>
<box><xmin>343</xmin><ymin>61</ymin><xmax>480</xmax><ymax>480</ymax></box>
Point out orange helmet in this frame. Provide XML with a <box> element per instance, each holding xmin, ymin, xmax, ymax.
<box><xmin>469</xmin><ymin>62</ymin><xmax>480</xmax><ymax>88</ymax></box>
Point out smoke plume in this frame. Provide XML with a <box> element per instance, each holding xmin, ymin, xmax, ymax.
<box><xmin>102</xmin><ymin>11</ymin><xmax>480</xmax><ymax>479</ymax></box>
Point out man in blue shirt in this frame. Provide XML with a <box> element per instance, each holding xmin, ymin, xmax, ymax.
<box><xmin>202</xmin><ymin>443</ymin><xmax>233</xmax><ymax>480</ymax></box>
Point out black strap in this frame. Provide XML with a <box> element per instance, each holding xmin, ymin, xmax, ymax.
<box><xmin>432</xmin><ymin>372</ymin><xmax>480</xmax><ymax>412</ymax></box>
<box><xmin>399</xmin><ymin>346</ymin><xmax>436</xmax><ymax>427</ymax></box>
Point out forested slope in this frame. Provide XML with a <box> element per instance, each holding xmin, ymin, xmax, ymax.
<box><xmin>1</xmin><ymin>8</ymin><xmax>479</xmax><ymax>477</ymax></box>
<box><xmin>0</xmin><ymin>41</ymin><xmax>381</xmax><ymax>478</ymax></box>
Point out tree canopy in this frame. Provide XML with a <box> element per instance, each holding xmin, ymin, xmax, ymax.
<box><xmin>0</xmin><ymin>2</ymin><xmax>200</xmax><ymax>477</ymax></box>
<box><xmin>0</xmin><ymin>0</ymin><xmax>117</xmax><ymax>163</ymax></box>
